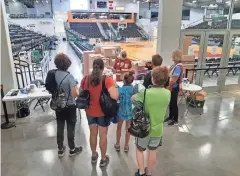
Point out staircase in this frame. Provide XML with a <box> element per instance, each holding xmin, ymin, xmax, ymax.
<box><xmin>97</xmin><ymin>23</ymin><xmax>108</xmax><ymax>40</ymax></box>
<box><xmin>136</xmin><ymin>23</ymin><xmax>149</xmax><ymax>40</ymax></box>
<box><xmin>108</xmin><ymin>23</ymin><xmax>119</xmax><ymax>39</ymax></box>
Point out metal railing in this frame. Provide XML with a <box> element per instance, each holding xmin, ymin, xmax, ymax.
<box><xmin>185</xmin><ymin>66</ymin><xmax>240</xmax><ymax>82</ymax></box>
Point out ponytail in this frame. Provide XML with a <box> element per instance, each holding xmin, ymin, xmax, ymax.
<box><xmin>90</xmin><ymin>59</ymin><xmax>104</xmax><ymax>86</ymax></box>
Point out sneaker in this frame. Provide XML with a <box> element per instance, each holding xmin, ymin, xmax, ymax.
<box><xmin>99</xmin><ymin>155</ymin><xmax>109</xmax><ymax>167</ymax></box>
<box><xmin>58</xmin><ymin>146</ymin><xmax>66</xmax><ymax>157</ymax></box>
<box><xmin>69</xmin><ymin>146</ymin><xmax>83</xmax><ymax>156</ymax></box>
<box><xmin>91</xmin><ymin>152</ymin><xmax>99</xmax><ymax>164</ymax></box>
<box><xmin>124</xmin><ymin>146</ymin><xmax>129</xmax><ymax>152</ymax></box>
<box><xmin>114</xmin><ymin>144</ymin><xmax>120</xmax><ymax>152</ymax></box>
<box><xmin>135</xmin><ymin>170</ymin><xmax>146</xmax><ymax>176</ymax></box>
<box><xmin>164</xmin><ymin>117</ymin><xmax>172</xmax><ymax>123</ymax></box>
<box><xmin>168</xmin><ymin>120</ymin><xmax>179</xmax><ymax>126</ymax></box>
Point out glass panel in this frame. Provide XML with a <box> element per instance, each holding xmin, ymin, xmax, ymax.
<box><xmin>202</xmin><ymin>34</ymin><xmax>224</xmax><ymax>87</ymax></box>
<box><xmin>225</xmin><ymin>34</ymin><xmax>240</xmax><ymax>85</ymax></box>
<box><xmin>181</xmin><ymin>35</ymin><xmax>202</xmax><ymax>84</ymax></box>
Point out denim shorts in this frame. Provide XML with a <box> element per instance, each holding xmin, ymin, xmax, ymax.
<box><xmin>136</xmin><ymin>136</ymin><xmax>162</xmax><ymax>151</ymax></box>
<box><xmin>87</xmin><ymin>116</ymin><xmax>111</xmax><ymax>127</ymax></box>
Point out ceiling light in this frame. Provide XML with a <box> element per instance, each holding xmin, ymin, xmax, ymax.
<box><xmin>192</xmin><ymin>0</ymin><xmax>197</xmax><ymax>3</ymax></box>
<box><xmin>225</xmin><ymin>0</ymin><xmax>230</xmax><ymax>3</ymax></box>
<box><xmin>36</xmin><ymin>0</ymin><xmax>39</xmax><ymax>3</ymax></box>
<box><xmin>46</xmin><ymin>0</ymin><xmax>48</xmax><ymax>3</ymax></box>
<box><xmin>137</xmin><ymin>1</ymin><xmax>140</xmax><ymax>3</ymax></box>
<box><xmin>133</xmin><ymin>0</ymin><xmax>136</xmax><ymax>2</ymax></box>
<box><xmin>12</xmin><ymin>0</ymin><xmax>15</xmax><ymax>2</ymax></box>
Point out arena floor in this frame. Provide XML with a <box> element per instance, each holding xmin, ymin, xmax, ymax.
<box><xmin>102</xmin><ymin>41</ymin><xmax>235</xmax><ymax>61</ymax></box>
<box><xmin>103</xmin><ymin>41</ymin><xmax>156</xmax><ymax>61</ymax></box>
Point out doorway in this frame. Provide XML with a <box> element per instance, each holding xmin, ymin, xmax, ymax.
<box><xmin>179</xmin><ymin>29</ymin><xmax>240</xmax><ymax>92</ymax></box>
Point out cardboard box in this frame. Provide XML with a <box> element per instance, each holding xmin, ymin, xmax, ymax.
<box><xmin>101</xmin><ymin>46</ymin><xmax>120</xmax><ymax>57</ymax></box>
<box><xmin>89</xmin><ymin>54</ymin><xmax>104</xmax><ymax>71</ymax></box>
<box><xmin>190</xmin><ymin>90</ymin><xmax>207</xmax><ymax>101</ymax></box>
<box><xmin>83</xmin><ymin>51</ymin><xmax>95</xmax><ymax>76</ymax></box>
<box><xmin>102</xmin><ymin>58</ymin><xmax>110</xmax><ymax>67</ymax></box>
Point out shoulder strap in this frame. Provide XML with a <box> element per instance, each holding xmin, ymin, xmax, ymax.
<box><xmin>59</xmin><ymin>73</ymin><xmax>69</xmax><ymax>87</ymax></box>
<box><xmin>143</xmin><ymin>89</ymin><xmax>147</xmax><ymax>111</ymax></box>
<box><xmin>102</xmin><ymin>75</ymin><xmax>107</xmax><ymax>92</ymax></box>
<box><xmin>82</xmin><ymin>76</ymin><xmax>90</xmax><ymax>90</ymax></box>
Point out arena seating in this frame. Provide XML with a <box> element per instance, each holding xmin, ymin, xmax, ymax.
<box><xmin>8</xmin><ymin>24</ymin><xmax>48</xmax><ymax>55</ymax></box>
<box><xmin>9</xmin><ymin>14</ymin><xmax>51</xmax><ymax>18</ymax></box>
<box><xmin>70</xmin><ymin>23</ymin><xmax>103</xmax><ymax>38</ymax></box>
<box><xmin>112</xmin><ymin>23</ymin><xmax>143</xmax><ymax>38</ymax></box>
<box><xmin>187</xmin><ymin>20</ymin><xmax>240</xmax><ymax>29</ymax></box>
<box><xmin>101</xmin><ymin>23</ymin><xmax>110</xmax><ymax>30</ymax></box>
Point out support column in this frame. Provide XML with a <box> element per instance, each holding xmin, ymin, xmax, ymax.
<box><xmin>156</xmin><ymin>0</ymin><xmax>183</xmax><ymax>66</ymax></box>
<box><xmin>1</xmin><ymin>2</ymin><xmax>17</xmax><ymax>115</ymax></box>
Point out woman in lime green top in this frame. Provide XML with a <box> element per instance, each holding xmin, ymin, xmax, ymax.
<box><xmin>133</xmin><ymin>66</ymin><xmax>171</xmax><ymax>176</ymax></box>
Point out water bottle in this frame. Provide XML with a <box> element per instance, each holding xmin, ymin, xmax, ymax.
<box><xmin>183</xmin><ymin>78</ymin><xmax>188</xmax><ymax>87</ymax></box>
<box><xmin>37</xmin><ymin>81</ymin><xmax>41</xmax><ymax>88</ymax></box>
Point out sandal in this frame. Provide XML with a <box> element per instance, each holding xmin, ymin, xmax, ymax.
<box><xmin>114</xmin><ymin>144</ymin><xmax>120</xmax><ymax>152</ymax></box>
<box><xmin>124</xmin><ymin>146</ymin><xmax>129</xmax><ymax>152</ymax></box>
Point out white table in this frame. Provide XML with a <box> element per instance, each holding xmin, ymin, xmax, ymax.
<box><xmin>181</xmin><ymin>84</ymin><xmax>203</xmax><ymax>117</ymax></box>
<box><xmin>2</xmin><ymin>88</ymin><xmax>52</xmax><ymax>124</ymax></box>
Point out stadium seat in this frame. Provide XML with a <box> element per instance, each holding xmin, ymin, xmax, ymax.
<box><xmin>70</xmin><ymin>23</ymin><xmax>103</xmax><ymax>38</ymax></box>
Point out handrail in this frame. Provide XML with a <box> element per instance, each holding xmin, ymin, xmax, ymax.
<box><xmin>185</xmin><ymin>66</ymin><xmax>240</xmax><ymax>79</ymax></box>
<box><xmin>184</xmin><ymin>18</ymin><xmax>204</xmax><ymax>28</ymax></box>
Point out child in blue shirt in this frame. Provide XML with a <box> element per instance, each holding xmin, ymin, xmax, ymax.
<box><xmin>114</xmin><ymin>71</ymin><xmax>135</xmax><ymax>152</ymax></box>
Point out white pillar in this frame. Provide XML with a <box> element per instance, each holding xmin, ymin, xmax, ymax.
<box><xmin>1</xmin><ymin>2</ymin><xmax>17</xmax><ymax>114</ymax></box>
<box><xmin>156</xmin><ymin>0</ymin><xmax>183</xmax><ymax>66</ymax></box>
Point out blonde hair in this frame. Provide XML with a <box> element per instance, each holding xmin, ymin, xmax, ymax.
<box><xmin>172</xmin><ymin>50</ymin><xmax>183</xmax><ymax>63</ymax></box>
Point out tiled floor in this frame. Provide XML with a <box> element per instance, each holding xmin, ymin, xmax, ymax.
<box><xmin>2</xmin><ymin>42</ymin><xmax>240</xmax><ymax>176</ymax></box>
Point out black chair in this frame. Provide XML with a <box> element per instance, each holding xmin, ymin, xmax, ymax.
<box><xmin>211</xmin><ymin>58</ymin><xmax>221</xmax><ymax>76</ymax></box>
<box><xmin>204</xmin><ymin>58</ymin><xmax>215</xmax><ymax>78</ymax></box>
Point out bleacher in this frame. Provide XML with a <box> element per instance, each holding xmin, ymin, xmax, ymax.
<box><xmin>70</xmin><ymin>23</ymin><xmax>103</xmax><ymax>38</ymax></box>
<box><xmin>8</xmin><ymin>24</ymin><xmax>48</xmax><ymax>55</ymax></box>
<box><xmin>187</xmin><ymin>20</ymin><xmax>240</xmax><ymax>29</ymax></box>
<box><xmin>102</xmin><ymin>23</ymin><xmax>110</xmax><ymax>30</ymax></box>
<box><xmin>112</xmin><ymin>23</ymin><xmax>143</xmax><ymax>38</ymax></box>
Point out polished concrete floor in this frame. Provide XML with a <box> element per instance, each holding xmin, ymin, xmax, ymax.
<box><xmin>2</xmin><ymin>42</ymin><xmax>240</xmax><ymax>176</ymax></box>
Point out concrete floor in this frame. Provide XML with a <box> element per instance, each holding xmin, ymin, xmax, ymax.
<box><xmin>2</xmin><ymin>42</ymin><xmax>240</xmax><ymax>176</ymax></box>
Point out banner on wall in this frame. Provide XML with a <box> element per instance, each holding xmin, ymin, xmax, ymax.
<box><xmin>109</xmin><ymin>0</ymin><xmax>113</xmax><ymax>10</ymax></box>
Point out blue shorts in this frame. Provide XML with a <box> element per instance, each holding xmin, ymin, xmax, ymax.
<box><xmin>87</xmin><ymin>116</ymin><xmax>111</xmax><ymax>127</ymax></box>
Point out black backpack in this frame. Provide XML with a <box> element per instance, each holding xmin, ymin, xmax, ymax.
<box><xmin>128</xmin><ymin>89</ymin><xmax>150</xmax><ymax>138</ymax></box>
<box><xmin>45</xmin><ymin>69</ymin><xmax>57</xmax><ymax>94</ymax></box>
<box><xmin>76</xmin><ymin>76</ymin><xmax>90</xmax><ymax>109</ymax></box>
<box><xmin>100</xmin><ymin>76</ymin><xmax>119</xmax><ymax>118</ymax></box>
<box><xmin>49</xmin><ymin>72</ymin><xmax>70</xmax><ymax>111</ymax></box>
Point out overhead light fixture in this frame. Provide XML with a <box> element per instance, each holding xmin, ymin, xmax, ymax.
<box><xmin>225</xmin><ymin>0</ymin><xmax>230</xmax><ymax>3</ymax></box>
<box><xmin>133</xmin><ymin>0</ymin><xmax>136</xmax><ymax>2</ymax></box>
<box><xmin>192</xmin><ymin>0</ymin><xmax>197</xmax><ymax>3</ymax></box>
<box><xmin>12</xmin><ymin>0</ymin><xmax>15</xmax><ymax>2</ymax></box>
<box><xmin>36</xmin><ymin>0</ymin><xmax>39</xmax><ymax>3</ymax></box>
<box><xmin>46</xmin><ymin>0</ymin><xmax>48</xmax><ymax>3</ymax></box>
<box><xmin>137</xmin><ymin>1</ymin><xmax>140</xmax><ymax>3</ymax></box>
